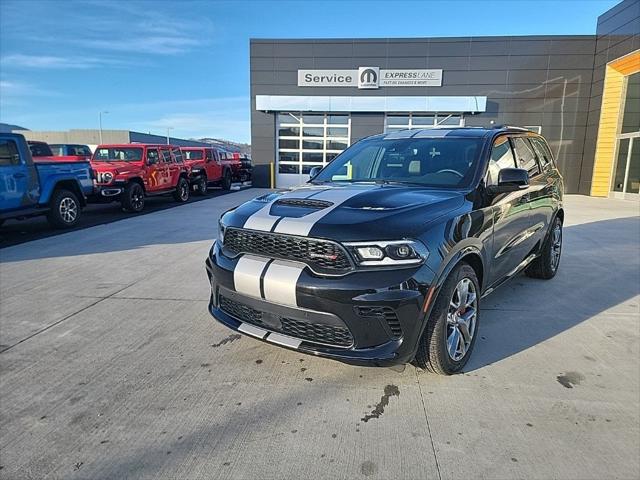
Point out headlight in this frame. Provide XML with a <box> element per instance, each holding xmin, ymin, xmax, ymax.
<box><xmin>98</xmin><ymin>172</ymin><xmax>113</xmax><ymax>183</ymax></box>
<box><xmin>345</xmin><ymin>240</ymin><xmax>428</xmax><ymax>267</ymax></box>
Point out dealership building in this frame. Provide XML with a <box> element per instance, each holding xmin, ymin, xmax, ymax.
<box><xmin>250</xmin><ymin>0</ymin><xmax>639</xmax><ymax>197</ymax></box>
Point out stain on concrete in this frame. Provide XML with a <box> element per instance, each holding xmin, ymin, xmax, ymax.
<box><xmin>583</xmin><ymin>355</ymin><xmax>596</xmax><ymax>362</ymax></box>
<box><xmin>526</xmin><ymin>423</ymin><xmax>533</xmax><ymax>427</ymax></box>
<box><xmin>100</xmin><ymin>440</ymin><xmax>109</xmax><ymax>444</ymax></box>
<box><xmin>361</xmin><ymin>385</ymin><xmax>400</xmax><ymax>423</ymax></box>
<box><xmin>291</xmin><ymin>429</ymin><xmax>297</xmax><ymax>433</ymax></box>
<box><xmin>305</xmin><ymin>377</ymin><xmax>313</xmax><ymax>382</ymax></box>
<box><xmin>557</xmin><ymin>371</ymin><xmax>585</xmax><ymax>389</ymax></box>
<box><xmin>360</xmin><ymin>460</ymin><xmax>378</xmax><ymax>476</ymax></box>
<box><xmin>73</xmin><ymin>462</ymin><xmax>83</xmax><ymax>471</ymax></box>
<box><xmin>211</xmin><ymin>334</ymin><xmax>241</xmax><ymax>348</ymax></box>
<box><xmin>300</xmin><ymin>367</ymin><xmax>307</xmax><ymax>372</ymax></box>
<box><xmin>511</xmin><ymin>457</ymin><xmax>518</xmax><ymax>463</ymax></box>
<box><xmin>331</xmin><ymin>433</ymin><xmax>337</xmax><ymax>438</ymax></box>
<box><xmin>255</xmin><ymin>359</ymin><xmax>263</xmax><ymax>364</ymax></box>
<box><xmin>200</xmin><ymin>363</ymin><xmax>210</xmax><ymax>368</ymax></box>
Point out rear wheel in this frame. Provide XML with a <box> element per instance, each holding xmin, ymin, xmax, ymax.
<box><xmin>47</xmin><ymin>189</ymin><xmax>81</xmax><ymax>228</ymax></box>
<box><xmin>221</xmin><ymin>169</ymin><xmax>232</xmax><ymax>190</ymax></box>
<box><xmin>194</xmin><ymin>176</ymin><xmax>208</xmax><ymax>196</ymax></box>
<box><xmin>122</xmin><ymin>182</ymin><xmax>145</xmax><ymax>213</ymax></box>
<box><xmin>413</xmin><ymin>263</ymin><xmax>480</xmax><ymax>375</ymax></box>
<box><xmin>526</xmin><ymin>217</ymin><xmax>562</xmax><ymax>279</ymax></box>
<box><xmin>174</xmin><ymin>177</ymin><xmax>190</xmax><ymax>202</ymax></box>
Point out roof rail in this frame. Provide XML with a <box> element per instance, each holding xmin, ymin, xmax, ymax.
<box><xmin>492</xmin><ymin>124</ymin><xmax>530</xmax><ymax>131</ymax></box>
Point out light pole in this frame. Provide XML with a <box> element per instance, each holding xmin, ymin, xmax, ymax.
<box><xmin>99</xmin><ymin>111</ymin><xmax>109</xmax><ymax>144</ymax></box>
<box><xmin>166</xmin><ymin>127</ymin><xmax>173</xmax><ymax>145</ymax></box>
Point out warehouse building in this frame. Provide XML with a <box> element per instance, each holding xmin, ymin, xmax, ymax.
<box><xmin>250</xmin><ymin>0</ymin><xmax>639</xmax><ymax>197</ymax></box>
<box><xmin>18</xmin><ymin>129</ymin><xmax>210</xmax><ymax>152</ymax></box>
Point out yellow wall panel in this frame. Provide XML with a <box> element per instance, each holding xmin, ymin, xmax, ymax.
<box><xmin>591</xmin><ymin>50</ymin><xmax>640</xmax><ymax>196</ymax></box>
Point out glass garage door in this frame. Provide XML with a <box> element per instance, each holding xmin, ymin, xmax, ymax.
<box><xmin>277</xmin><ymin>113</ymin><xmax>350</xmax><ymax>188</ymax></box>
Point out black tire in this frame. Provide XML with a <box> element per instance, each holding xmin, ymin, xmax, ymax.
<box><xmin>526</xmin><ymin>216</ymin><xmax>562</xmax><ymax>279</ymax></box>
<box><xmin>47</xmin><ymin>189</ymin><xmax>81</xmax><ymax>229</ymax></box>
<box><xmin>194</xmin><ymin>176</ymin><xmax>208</xmax><ymax>196</ymax></box>
<box><xmin>221</xmin><ymin>169</ymin><xmax>232</xmax><ymax>190</ymax></box>
<box><xmin>173</xmin><ymin>177</ymin><xmax>190</xmax><ymax>202</ymax></box>
<box><xmin>121</xmin><ymin>182</ymin><xmax>145</xmax><ymax>213</ymax></box>
<box><xmin>413</xmin><ymin>263</ymin><xmax>480</xmax><ymax>375</ymax></box>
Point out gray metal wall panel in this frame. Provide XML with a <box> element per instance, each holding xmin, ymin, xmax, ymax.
<box><xmin>249</xmin><ymin>32</ymin><xmax>608</xmax><ymax>192</ymax></box>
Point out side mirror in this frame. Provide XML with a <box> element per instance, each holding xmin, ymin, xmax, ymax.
<box><xmin>309</xmin><ymin>166</ymin><xmax>322</xmax><ymax>179</ymax></box>
<box><xmin>488</xmin><ymin>168</ymin><xmax>529</xmax><ymax>195</ymax></box>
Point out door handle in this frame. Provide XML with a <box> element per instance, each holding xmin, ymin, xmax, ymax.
<box><xmin>13</xmin><ymin>173</ymin><xmax>26</xmax><ymax>179</ymax></box>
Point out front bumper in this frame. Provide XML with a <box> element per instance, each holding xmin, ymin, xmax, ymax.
<box><xmin>204</xmin><ymin>241</ymin><xmax>436</xmax><ymax>366</ymax></box>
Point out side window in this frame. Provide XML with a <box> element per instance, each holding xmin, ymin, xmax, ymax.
<box><xmin>0</xmin><ymin>139</ymin><xmax>20</xmax><ymax>166</ymax></box>
<box><xmin>146</xmin><ymin>148</ymin><xmax>159</xmax><ymax>163</ymax></box>
<box><xmin>511</xmin><ymin>137</ymin><xmax>541</xmax><ymax>177</ymax></box>
<box><xmin>529</xmin><ymin>137</ymin><xmax>554</xmax><ymax>170</ymax></box>
<box><xmin>486</xmin><ymin>136</ymin><xmax>516</xmax><ymax>185</ymax></box>
<box><xmin>161</xmin><ymin>148</ymin><xmax>172</xmax><ymax>163</ymax></box>
<box><xmin>171</xmin><ymin>147</ymin><xmax>183</xmax><ymax>163</ymax></box>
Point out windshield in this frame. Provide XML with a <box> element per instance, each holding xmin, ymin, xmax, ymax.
<box><xmin>93</xmin><ymin>147</ymin><xmax>143</xmax><ymax>162</ymax></box>
<box><xmin>183</xmin><ymin>149</ymin><xmax>204</xmax><ymax>160</ymax></box>
<box><xmin>312</xmin><ymin>137</ymin><xmax>483</xmax><ymax>188</ymax></box>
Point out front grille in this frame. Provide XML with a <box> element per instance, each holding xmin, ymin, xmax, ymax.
<box><xmin>356</xmin><ymin>306</ymin><xmax>403</xmax><ymax>338</ymax></box>
<box><xmin>219</xmin><ymin>295</ymin><xmax>354</xmax><ymax>348</ymax></box>
<box><xmin>280</xmin><ymin>318</ymin><xmax>353</xmax><ymax>347</ymax></box>
<box><xmin>219</xmin><ymin>296</ymin><xmax>266</xmax><ymax>328</ymax></box>
<box><xmin>275</xmin><ymin>198</ymin><xmax>334</xmax><ymax>209</ymax></box>
<box><xmin>223</xmin><ymin>228</ymin><xmax>352</xmax><ymax>274</ymax></box>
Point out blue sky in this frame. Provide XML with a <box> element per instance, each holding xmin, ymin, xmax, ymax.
<box><xmin>0</xmin><ymin>0</ymin><xmax>619</xmax><ymax>143</ymax></box>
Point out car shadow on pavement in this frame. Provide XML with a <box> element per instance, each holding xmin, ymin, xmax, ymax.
<box><xmin>464</xmin><ymin>215</ymin><xmax>640</xmax><ymax>372</ymax></box>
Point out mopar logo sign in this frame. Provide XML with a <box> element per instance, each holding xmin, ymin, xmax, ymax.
<box><xmin>298</xmin><ymin>67</ymin><xmax>442</xmax><ymax>88</ymax></box>
<box><xmin>358</xmin><ymin>67</ymin><xmax>379</xmax><ymax>89</ymax></box>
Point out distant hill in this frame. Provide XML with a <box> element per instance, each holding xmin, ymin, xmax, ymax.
<box><xmin>0</xmin><ymin>123</ymin><xmax>29</xmax><ymax>133</ymax></box>
<box><xmin>195</xmin><ymin>137</ymin><xmax>251</xmax><ymax>156</ymax></box>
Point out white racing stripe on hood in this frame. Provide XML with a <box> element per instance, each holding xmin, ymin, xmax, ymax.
<box><xmin>262</xmin><ymin>259</ymin><xmax>305</xmax><ymax>307</ymax></box>
<box><xmin>273</xmin><ymin>186</ymin><xmax>369</xmax><ymax>237</ymax></box>
<box><xmin>243</xmin><ymin>187</ymin><xmax>326</xmax><ymax>232</ymax></box>
<box><xmin>233</xmin><ymin>255</ymin><xmax>271</xmax><ymax>299</ymax></box>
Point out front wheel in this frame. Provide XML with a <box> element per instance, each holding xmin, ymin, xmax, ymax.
<box><xmin>174</xmin><ymin>177</ymin><xmax>190</xmax><ymax>202</ymax></box>
<box><xmin>47</xmin><ymin>189</ymin><xmax>81</xmax><ymax>228</ymax></box>
<box><xmin>122</xmin><ymin>182</ymin><xmax>145</xmax><ymax>213</ymax></box>
<box><xmin>413</xmin><ymin>263</ymin><xmax>480</xmax><ymax>375</ymax></box>
<box><xmin>194</xmin><ymin>176</ymin><xmax>208</xmax><ymax>196</ymax></box>
<box><xmin>525</xmin><ymin>217</ymin><xmax>562</xmax><ymax>279</ymax></box>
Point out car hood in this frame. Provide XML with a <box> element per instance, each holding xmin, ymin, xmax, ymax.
<box><xmin>224</xmin><ymin>183</ymin><xmax>466</xmax><ymax>241</ymax></box>
<box><xmin>90</xmin><ymin>161</ymin><xmax>142</xmax><ymax>173</ymax></box>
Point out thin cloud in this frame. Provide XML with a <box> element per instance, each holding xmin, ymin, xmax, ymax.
<box><xmin>1</xmin><ymin>54</ymin><xmax>136</xmax><ymax>69</ymax></box>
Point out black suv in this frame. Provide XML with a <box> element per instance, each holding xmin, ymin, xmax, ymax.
<box><xmin>205</xmin><ymin>127</ymin><xmax>564</xmax><ymax>374</ymax></box>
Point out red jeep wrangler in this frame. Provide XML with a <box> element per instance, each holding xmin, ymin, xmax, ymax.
<box><xmin>181</xmin><ymin>146</ymin><xmax>233</xmax><ymax>193</ymax></box>
<box><xmin>91</xmin><ymin>144</ymin><xmax>191</xmax><ymax>212</ymax></box>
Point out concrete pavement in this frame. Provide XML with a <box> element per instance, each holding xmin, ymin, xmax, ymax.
<box><xmin>0</xmin><ymin>192</ymin><xmax>638</xmax><ymax>479</ymax></box>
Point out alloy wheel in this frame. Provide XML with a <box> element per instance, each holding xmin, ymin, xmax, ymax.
<box><xmin>59</xmin><ymin>197</ymin><xmax>78</xmax><ymax>224</ymax></box>
<box><xmin>550</xmin><ymin>222</ymin><xmax>562</xmax><ymax>271</ymax></box>
<box><xmin>180</xmin><ymin>182</ymin><xmax>189</xmax><ymax>200</ymax></box>
<box><xmin>446</xmin><ymin>277</ymin><xmax>478</xmax><ymax>361</ymax></box>
<box><xmin>132</xmin><ymin>188</ymin><xmax>144</xmax><ymax>210</ymax></box>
